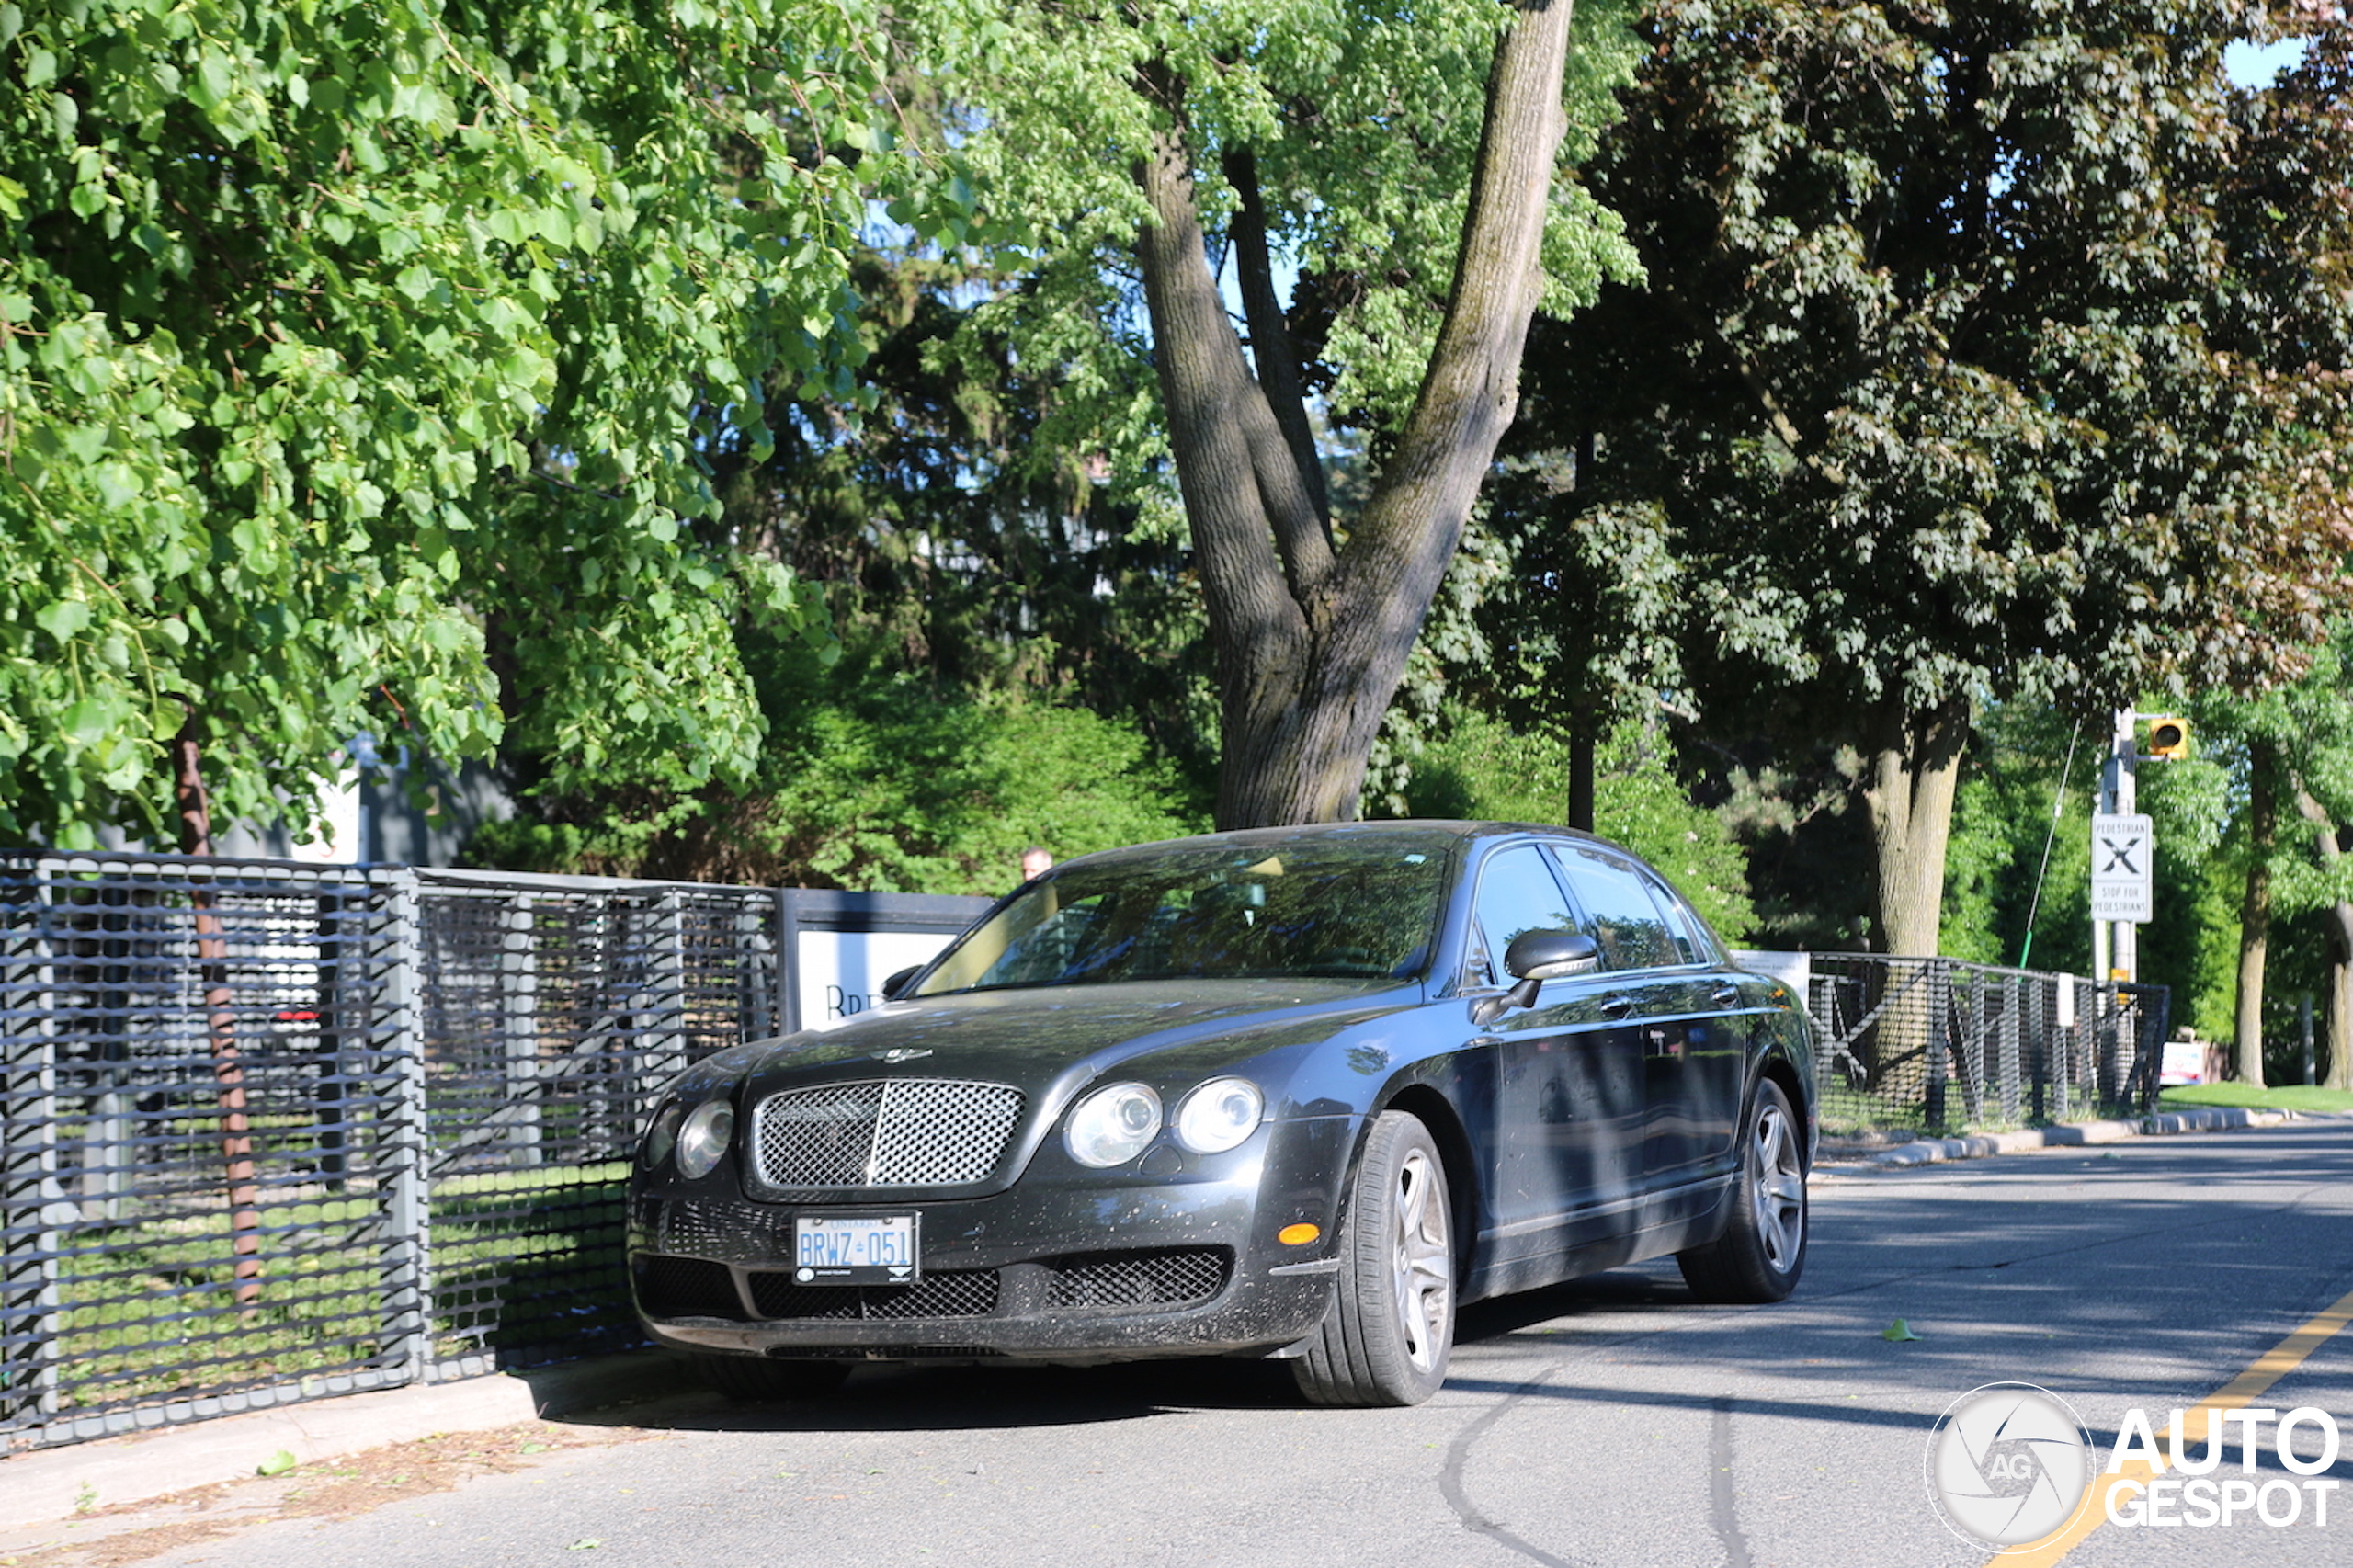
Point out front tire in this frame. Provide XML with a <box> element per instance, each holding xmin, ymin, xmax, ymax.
<box><xmin>689</xmin><ymin>1353</ymin><xmax>851</xmax><ymax>1403</ymax></box>
<box><xmin>1293</xmin><ymin>1111</ymin><xmax>1455</xmax><ymax>1407</ymax></box>
<box><xmin>1677</xmin><ymin>1078</ymin><xmax>1807</xmax><ymax>1303</ymax></box>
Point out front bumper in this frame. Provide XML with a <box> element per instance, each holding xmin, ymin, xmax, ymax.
<box><xmin>628</xmin><ymin>1115</ymin><xmax>1354</xmax><ymax>1364</ymax></box>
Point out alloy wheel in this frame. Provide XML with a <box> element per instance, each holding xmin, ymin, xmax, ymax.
<box><xmin>1391</xmin><ymin>1147</ymin><xmax>1451</xmax><ymax>1370</ymax></box>
<box><xmin>1750</xmin><ymin>1100</ymin><xmax>1805</xmax><ymax>1271</ymax></box>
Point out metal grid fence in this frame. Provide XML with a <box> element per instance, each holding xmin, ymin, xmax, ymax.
<box><xmin>1806</xmin><ymin>954</ymin><xmax>2169</xmax><ymax>1132</ymax></box>
<box><xmin>2</xmin><ymin>853</ymin><xmax>781</xmax><ymax>1450</ymax></box>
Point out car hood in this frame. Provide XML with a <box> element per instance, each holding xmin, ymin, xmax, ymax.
<box><xmin>690</xmin><ymin>977</ymin><xmax>1424</xmax><ymax>1118</ymax></box>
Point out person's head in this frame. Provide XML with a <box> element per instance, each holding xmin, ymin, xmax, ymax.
<box><xmin>1019</xmin><ymin>845</ymin><xmax>1053</xmax><ymax>881</ymax></box>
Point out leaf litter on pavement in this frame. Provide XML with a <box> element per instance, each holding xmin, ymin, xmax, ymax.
<box><xmin>0</xmin><ymin>1423</ymin><xmax>649</xmax><ymax>1568</ymax></box>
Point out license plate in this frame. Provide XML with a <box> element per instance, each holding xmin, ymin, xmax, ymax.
<box><xmin>792</xmin><ymin>1214</ymin><xmax>920</xmax><ymax>1285</ymax></box>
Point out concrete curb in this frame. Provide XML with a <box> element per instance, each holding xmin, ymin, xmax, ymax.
<box><xmin>1855</xmin><ymin>1105</ymin><xmax>2305</xmax><ymax>1169</ymax></box>
<box><xmin>0</xmin><ymin>1349</ymin><xmax>683</xmax><ymax>1530</ymax></box>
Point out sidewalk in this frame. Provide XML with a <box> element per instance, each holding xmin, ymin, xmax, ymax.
<box><xmin>1816</xmin><ymin>1103</ymin><xmax>2341</xmax><ymax>1173</ymax></box>
<box><xmin>0</xmin><ymin>1351</ymin><xmax>681</xmax><ymax>1531</ymax></box>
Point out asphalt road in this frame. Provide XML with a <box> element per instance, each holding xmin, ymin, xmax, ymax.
<box><xmin>128</xmin><ymin>1121</ymin><xmax>2353</xmax><ymax>1568</ymax></box>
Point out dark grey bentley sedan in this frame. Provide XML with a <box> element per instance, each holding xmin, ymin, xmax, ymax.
<box><xmin>628</xmin><ymin>821</ymin><xmax>1815</xmax><ymax>1407</ymax></box>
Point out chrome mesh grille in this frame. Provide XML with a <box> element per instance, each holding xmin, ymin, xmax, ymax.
<box><xmin>753</xmin><ymin>1079</ymin><xmax>1023</xmax><ymax>1188</ymax></box>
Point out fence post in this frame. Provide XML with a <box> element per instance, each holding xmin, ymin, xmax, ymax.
<box><xmin>377</xmin><ymin>869</ymin><xmax>433</xmax><ymax>1388</ymax></box>
<box><xmin>637</xmin><ymin>890</ymin><xmax>688</xmax><ymax>1126</ymax></box>
<box><xmin>1958</xmin><ymin>966</ymin><xmax>1987</xmax><ymax>1125</ymax></box>
<box><xmin>2026</xmin><ymin>976</ymin><xmax>2047</xmax><ymax>1124</ymax></box>
<box><xmin>773</xmin><ymin>888</ymin><xmax>800</xmax><ymax>1038</ymax></box>
<box><xmin>316</xmin><ymin>887</ymin><xmax>349</xmax><ymax>1187</ymax></box>
<box><xmin>1998</xmin><ymin>973</ymin><xmax>2022</xmax><ymax>1124</ymax></box>
<box><xmin>499</xmin><ymin>895</ymin><xmax>542</xmax><ymax>1167</ymax></box>
<box><xmin>1926</xmin><ymin>960</ymin><xmax>1949</xmax><ymax>1131</ymax></box>
<box><xmin>1</xmin><ymin>864</ymin><xmax>66</xmax><ymax>1433</ymax></box>
<box><xmin>2140</xmin><ymin>987</ymin><xmax>2171</xmax><ymax>1114</ymax></box>
<box><xmin>737</xmin><ymin>895</ymin><xmax>777</xmax><ymax>1043</ymax></box>
<box><xmin>2302</xmin><ymin>994</ymin><xmax>2316</xmax><ymax>1086</ymax></box>
<box><xmin>1807</xmin><ymin>974</ymin><xmax>1836</xmax><ymax>1108</ymax></box>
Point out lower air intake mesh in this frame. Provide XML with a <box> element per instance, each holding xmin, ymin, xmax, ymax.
<box><xmin>1041</xmin><ymin>1247</ymin><xmax>1233</xmax><ymax>1309</ymax></box>
<box><xmin>746</xmin><ymin>1268</ymin><xmax>1002</xmax><ymax>1321</ymax></box>
<box><xmin>635</xmin><ymin>1256</ymin><xmax>744</xmax><ymax>1319</ymax></box>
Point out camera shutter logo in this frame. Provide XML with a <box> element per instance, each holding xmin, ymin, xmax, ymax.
<box><xmin>1926</xmin><ymin>1382</ymin><xmax>2097</xmax><ymax>1549</ymax></box>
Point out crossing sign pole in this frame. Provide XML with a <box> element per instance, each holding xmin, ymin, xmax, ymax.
<box><xmin>2092</xmin><ymin>710</ymin><xmax>2149</xmax><ymax>988</ymax></box>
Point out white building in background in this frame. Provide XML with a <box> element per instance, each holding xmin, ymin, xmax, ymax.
<box><xmin>99</xmin><ymin>737</ymin><xmax>513</xmax><ymax>869</ymax></box>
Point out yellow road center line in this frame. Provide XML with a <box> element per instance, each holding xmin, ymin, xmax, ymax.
<box><xmin>1990</xmin><ymin>1281</ymin><xmax>2353</xmax><ymax>1566</ymax></box>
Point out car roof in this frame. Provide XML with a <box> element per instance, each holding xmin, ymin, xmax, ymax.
<box><xmin>1049</xmin><ymin>819</ymin><xmax>1624</xmax><ymax>873</ymax></box>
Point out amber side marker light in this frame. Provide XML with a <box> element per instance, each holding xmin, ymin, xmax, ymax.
<box><xmin>1278</xmin><ymin>1223</ymin><xmax>1321</xmax><ymax>1245</ymax></box>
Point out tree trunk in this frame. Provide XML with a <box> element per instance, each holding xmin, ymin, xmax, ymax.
<box><xmin>172</xmin><ymin>719</ymin><xmax>263</xmax><ymax>1307</ymax></box>
<box><xmin>1568</xmin><ymin>717</ymin><xmax>1596</xmax><ymax>834</ymax></box>
<box><xmin>1133</xmin><ymin>0</ymin><xmax>1575</xmax><ymax>828</ymax></box>
<box><xmin>2234</xmin><ymin>742</ymin><xmax>2277</xmax><ymax>1087</ymax></box>
<box><xmin>1859</xmin><ymin>699</ymin><xmax>1968</xmax><ymax>958</ymax></box>
<box><xmin>2290</xmin><ymin>780</ymin><xmax>2353</xmax><ymax>1091</ymax></box>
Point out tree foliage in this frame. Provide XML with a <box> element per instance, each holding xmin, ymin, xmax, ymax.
<box><xmin>1543</xmin><ymin>0</ymin><xmax>2353</xmax><ymax>955</ymax></box>
<box><xmin>472</xmin><ymin>649</ymin><xmax>1208</xmax><ymax>895</ymax></box>
<box><xmin>1386</xmin><ymin>705</ymin><xmax>1756</xmax><ymax>942</ymax></box>
<box><xmin>2187</xmin><ymin>615</ymin><xmax>2353</xmax><ymax>1084</ymax></box>
<box><xmin>705</xmin><ymin>251</ymin><xmax>1217</xmax><ymax>779</ymax></box>
<box><xmin>2</xmin><ymin>0</ymin><xmax>951</xmax><ymax>846</ymax></box>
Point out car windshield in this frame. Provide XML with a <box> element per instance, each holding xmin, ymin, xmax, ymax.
<box><xmin>912</xmin><ymin>836</ymin><xmax>1452</xmax><ymax>994</ymax></box>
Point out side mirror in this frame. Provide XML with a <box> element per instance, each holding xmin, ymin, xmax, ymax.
<box><xmin>1472</xmin><ymin>930</ymin><xmax>1600</xmax><ymax>1024</ymax></box>
<box><xmin>881</xmin><ymin>964</ymin><xmax>922</xmax><ymax>1001</ymax></box>
<box><xmin>1505</xmin><ymin>929</ymin><xmax>1600</xmax><ymax>983</ymax></box>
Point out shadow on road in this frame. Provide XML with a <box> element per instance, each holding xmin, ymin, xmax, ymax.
<box><xmin>549</xmin><ymin>1127</ymin><xmax>2353</xmax><ymax>1439</ymax></box>
<box><xmin>550</xmin><ymin>1268</ymin><xmax>1702</xmax><ymax>1437</ymax></box>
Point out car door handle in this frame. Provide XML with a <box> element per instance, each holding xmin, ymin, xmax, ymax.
<box><xmin>1711</xmin><ymin>984</ymin><xmax>1741</xmax><ymax>1007</ymax></box>
<box><xmin>1598</xmin><ymin>994</ymin><xmax>1634</xmax><ymax>1019</ymax></box>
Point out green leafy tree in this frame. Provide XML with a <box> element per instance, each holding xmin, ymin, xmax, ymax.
<box><xmin>1542</xmin><ymin>0</ymin><xmax>2353</xmax><ymax>959</ymax></box>
<box><xmin>472</xmin><ymin>648</ymin><xmax>1208</xmax><ymax>895</ymax></box>
<box><xmin>1386</xmin><ymin>705</ymin><xmax>1756</xmax><ymax>941</ymax></box>
<box><xmin>2191</xmin><ymin>619</ymin><xmax>2353</xmax><ymax>1086</ymax></box>
<box><xmin>708</xmin><ymin>251</ymin><xmax>1216</xmax><ymax>779</ymax></box>
<box><xmin>920</xmin><ymin>0</ymin><xmax>1643</xmax><ymax>828</ymax></box>
<box><xmin>2</xmin><ymin>0</ymin><xmax>946</xmax><ymax>849</ymax></box>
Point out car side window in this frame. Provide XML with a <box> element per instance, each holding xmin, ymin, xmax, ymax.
<box><xmin>1639</xmin><ymin>871</ymin><xmax>1707</xmax><ymax>966</ymax></box>
<box><xmin>1466</xmin><ymin>846</ymin><xmax>1586</xmax><ymax>989</ymax></box>
<box><xmin>1547</xmin><ymin>846</ymin><xmax>1682</xmax><ymax>971</ymax></box>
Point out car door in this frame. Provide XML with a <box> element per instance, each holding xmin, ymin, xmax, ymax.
<box><xmin>1546</xmin><ymin>843</ymin><xmax>1738</xmax><ymax>1189</ymax></box>
<box><xmin>1638</xmin><ymin>871</ymin><xmax>1749</xmax><ymax>1183</ymax></box>
<box><xmin>1461</xmin><ymin>844</ymin><xmax>1645</xmax><ymax>1269</ymax></box>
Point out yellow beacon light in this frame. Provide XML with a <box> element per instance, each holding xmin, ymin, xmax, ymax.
<box><xmin>2145</xmin><ymin>716</ymin><xmax>2190</xmax><ymax>759</ymax></box>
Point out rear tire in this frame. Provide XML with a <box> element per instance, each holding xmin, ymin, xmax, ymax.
<box><xmin>1677</xmin><ymin>1079</ymin><xmax>1807</xmax><ymax>1303</ymax></box>
<box><xmin>689</xmin><ymin>1353</ymin><xmax>851</xmax><ymax>1403</ymax></box>
<box><xmin>1292</xmin><ymin>1111</ymin><xmax>1455</xmax><ymax>1407</ymax></box>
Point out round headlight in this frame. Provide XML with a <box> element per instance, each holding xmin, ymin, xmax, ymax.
<box><xmin>1064</xmin><ymin>1082</ymin><xmax>1163</xmax><ymax>1168</ymax></box>
<box><xmin>1174</xmin><ymin>1077</ymin><xmax>1264</xmax><ymax>1154</ymax></box>
<box><xmin>675</xmin><ymin>1098</ymin><xmax>734</xmax><ymax>1179</ymax></box>
<box><xmin>642</xmin><ymin>1100</ymin><xmax>685</xmax><ymax>1168</ymax></box>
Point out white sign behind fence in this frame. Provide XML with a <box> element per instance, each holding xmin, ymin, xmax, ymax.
<box><xmin>796</xmin><ymin>928</ymin><xmax>962</xmax><ymax>1031</ymax></box>
<box><xmin>2090</xmin><ymin>812</ymin><xmax>2154</xmax><ymax>924</ymax></box>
